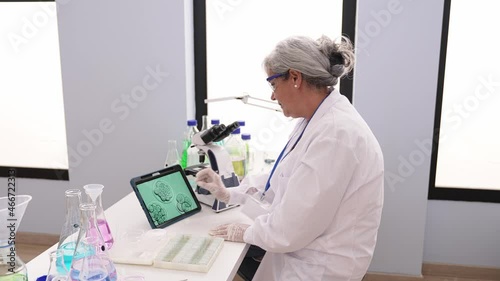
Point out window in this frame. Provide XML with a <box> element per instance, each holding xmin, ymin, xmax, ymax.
<box><xmin>429</xmin><ymin>0</ymin><xmax>500</xmax><ymax>202</ymax></box>
<box><xmin>194</xmin><ymin>0</ymin><xmax>356</xmax><ymax>161</ymax></box>
<box><xmin>0</xmin><ymin>0</ymin><xmax>68</xmax><ymax>180</ymax></box>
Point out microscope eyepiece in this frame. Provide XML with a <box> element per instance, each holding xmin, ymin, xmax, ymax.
<box><xmin>200</xmin><ymin>124</ymin><xmax>226</xmax><ymax>144</ymax></box>
<box><xmin>199</xmin><ymin>121</ymin><xmax>240</xmax><ymax>144</ymax></box>
<box><xmin>213</xmin><ymin>121</ymin><xmax>239</xmax><ymax>142</ymax></box>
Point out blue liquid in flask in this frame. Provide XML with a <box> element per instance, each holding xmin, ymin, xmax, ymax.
<box><xmin>58</xmin><ymin>242</ymin><xmax>88</xmax><ymax>273</ymax></box>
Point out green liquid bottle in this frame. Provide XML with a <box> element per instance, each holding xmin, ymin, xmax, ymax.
<box><xmin>181</xmin><ymin>119</ymin><xmax>199</xmax><ymax>169</ymax></box>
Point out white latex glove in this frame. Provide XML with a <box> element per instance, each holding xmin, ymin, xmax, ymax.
<box><xmin>209</xmin><ymin>223</ymin><xmax>250</xmax><ymax>243</ymax></box>
<box><xmin>195</xmin><ymin>168</ymin><xmax>230</xmax><ymax>203</ymax></box>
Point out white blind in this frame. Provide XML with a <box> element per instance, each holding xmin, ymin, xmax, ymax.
<box><xmin>436</xmin><ymin>0</ymin><xmax>500</xmax><ymax>190</ymax></box>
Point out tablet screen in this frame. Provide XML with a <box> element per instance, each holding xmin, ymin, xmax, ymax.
<box><xmin>130</xmin><ymin>165</ymin><xmax>201</xmax><ymax>228</ymax></box>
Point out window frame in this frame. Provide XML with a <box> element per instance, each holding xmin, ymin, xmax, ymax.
<box><xmin>428</xmin><ymin>0</ymin><xmax>500</xmax><ymax>203</ymax></box>
<box><xmin>193</xmin><ymin>0</ymin><xmax>357</xmax><ymax>126</ymax></box>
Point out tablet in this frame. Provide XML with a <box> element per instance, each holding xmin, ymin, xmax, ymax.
<box><xmin>130</xmin><ymin>165</ymin><xmax>201</xmax><ymax>229</ymax></box>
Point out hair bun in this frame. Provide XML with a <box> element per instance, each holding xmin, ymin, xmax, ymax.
<box><xmin>316</xmin><ymin>35</ymin><xmax>355</xmax><ymax>78</ymax></box>
<box><xmin>317</xmin><ymin>35</ymin><xmax>337</xmax><ymax>61</ymax></box>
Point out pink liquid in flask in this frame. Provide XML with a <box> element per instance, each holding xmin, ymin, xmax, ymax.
<box><xmin>88</xmin><ymin>218</ymin><xmax>114</xmax><ymax>250</ymax></box>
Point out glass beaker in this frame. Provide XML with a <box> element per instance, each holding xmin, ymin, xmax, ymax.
<box><xmin>57</xmin><ymin>189</ymin><xmax>81</xmax><ymax>271</ymax></box>
<box><xmin>83</xmin><ymin>184</ymin><xmax>113</xmax><ymax>250</ymax></box>
<box><xmin>0</xmin><ymin>243</ymin><xmax>27</xmax><ymax>281</ymax></box>
<box><xmin>70</xmin><ymin>203</ymin><xmax>117</xmax><ymax>281</ymax></box>
<box><xmin>165</xmin><ymin>140</ymin><xmax>180</xmax><ymax>167</ymax></box>
<box><xmin>0</xmin><ymin>195</ymin><xmax>32</xmax><ymax>281</ymax></box>
<box><xmin>46</xmin><ymin>249</ymin><xmax>68</xmax><ymax>281</ymax></box>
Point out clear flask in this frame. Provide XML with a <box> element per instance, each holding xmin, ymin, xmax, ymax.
<box><xmin>70</xmin><ymin>203</ymin><xmax>117</xmax><ymax>281</ymax></box>
<box><xmin>83</xmin><ymin>185</ymin><xmax>114</xmax><ymax>250</ymax></box>
<box><xmin>201</xmin><ymin>115</ymin><xmax>209</xmax><ymax>132</ymax></box>
<box><xmin>46</xmin><ymin>249</ymin><xmax>68</xmax><ymax>281</ymax></box>
<box><xmin>56</xmin><ymin>189</ymin><xmax>81</xmax><ymax>272</ymax></box>
<box><xmin>164</xmin><ymin>140</ymin><xmax>180</xmax><ymax>167</ymax></box>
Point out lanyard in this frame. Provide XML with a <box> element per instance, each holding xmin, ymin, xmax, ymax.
<box><xmin>260</xmin><ymin>125</ymin><xmax>304</xmax><ymax>200</ymax></box>
<box><xmin>261</xmin><ymin>95</ymin><xmax>329</xmax><ymax>200</ymax></box>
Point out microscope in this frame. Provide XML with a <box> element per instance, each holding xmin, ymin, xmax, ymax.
<box><xmin>186</xmin><ymin>121</ymin><xmax>241</xmax><ymax>212</ymax></box>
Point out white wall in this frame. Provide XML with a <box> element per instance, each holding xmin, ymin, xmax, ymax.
<box><xmin>5</xmin><ymin>0</ymin><xmax>499</xmax><ymax>275</ymax></box>
<box><xmin>425</xmin><ymin>201</ymin><xmax>500</xmax><ymax>268</ymax></box>
<box><xmin>11</xmin><ymin>0</ymin><xmax>190</xmax><ymax>234</ymax></box>
<box><xmin>354</xmin><ymin>0</ymin><xmax>443</xmax><ymax>275</ymax></box>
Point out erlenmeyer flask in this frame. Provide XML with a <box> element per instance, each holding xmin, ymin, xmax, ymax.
<box><xmin>165</xmin><ymin>140</ymin><xmax>180</xmax><ymax>166</ymax></box>
<box><xmin>83</xmin><ymin>184</ymin><xmax>114</xmax><ymax>250</ymax></box>
<box><xmin>46</xmin><ymin>249</ymin><xmax>68</xmax><ymax>281</ymax></box>
<box><xmin>57</xmin><ymin>189</ymin><xmax>81</xmax><ymax>271</ymax></box>
<box><xmin>70</xmin><ymin>203</ymin><xmax>117</xmax><ymax>281</ymax></box>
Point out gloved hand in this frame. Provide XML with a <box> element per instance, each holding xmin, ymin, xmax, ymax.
<box><xmin>209</xmin><ymin>223</ymin><xmax>250</xmax><ymax>243</ymax></box>
<box><xmin>195</xmin><ymin>168</ymin><xmax>230</xmax><ymax>203</ymax></box>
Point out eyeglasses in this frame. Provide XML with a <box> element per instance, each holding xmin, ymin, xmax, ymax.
<box><xmin>266</xmin><ymin>72</ymin><xmax>288</xmax><ymax>92</ymax></box>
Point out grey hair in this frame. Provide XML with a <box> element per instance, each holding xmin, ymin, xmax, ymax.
<box><xmin>263</xmin><ymin>35</ymin><xmax>355</xmax><ymax>88</ymax></box>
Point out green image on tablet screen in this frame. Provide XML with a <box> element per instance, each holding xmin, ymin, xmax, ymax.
<box><xmin>136</xmin><ymin>171</ymin><xmax>197</xmax><ymax>227</ymax></box>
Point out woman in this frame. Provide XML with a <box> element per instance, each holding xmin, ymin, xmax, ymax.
<box><xmin>196</xmin><ymin>35</ymin><xmax>384</xmax><ymax>281</ymax></box>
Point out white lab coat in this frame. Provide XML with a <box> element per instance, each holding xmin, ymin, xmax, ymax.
<box><xmin>228</xmin><ymin>89</ymin><xmax>384</xmax><ymax>281</ymax></box>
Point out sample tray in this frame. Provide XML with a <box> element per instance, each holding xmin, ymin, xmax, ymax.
<box><xmin>153</xmin><ymin>234</ymin><xmax>224</xmax><ymax>273</ymax></box>
<box><xmin>109</xmin><ymin>229</ymin><xmax>170</xmax><ymax>265</ymax></box>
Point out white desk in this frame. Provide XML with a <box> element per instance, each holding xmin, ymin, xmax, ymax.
<box><xmin>27</xmin><ymin>192</ymin><xmax>252</xmax><ymax>281</ymax></box>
